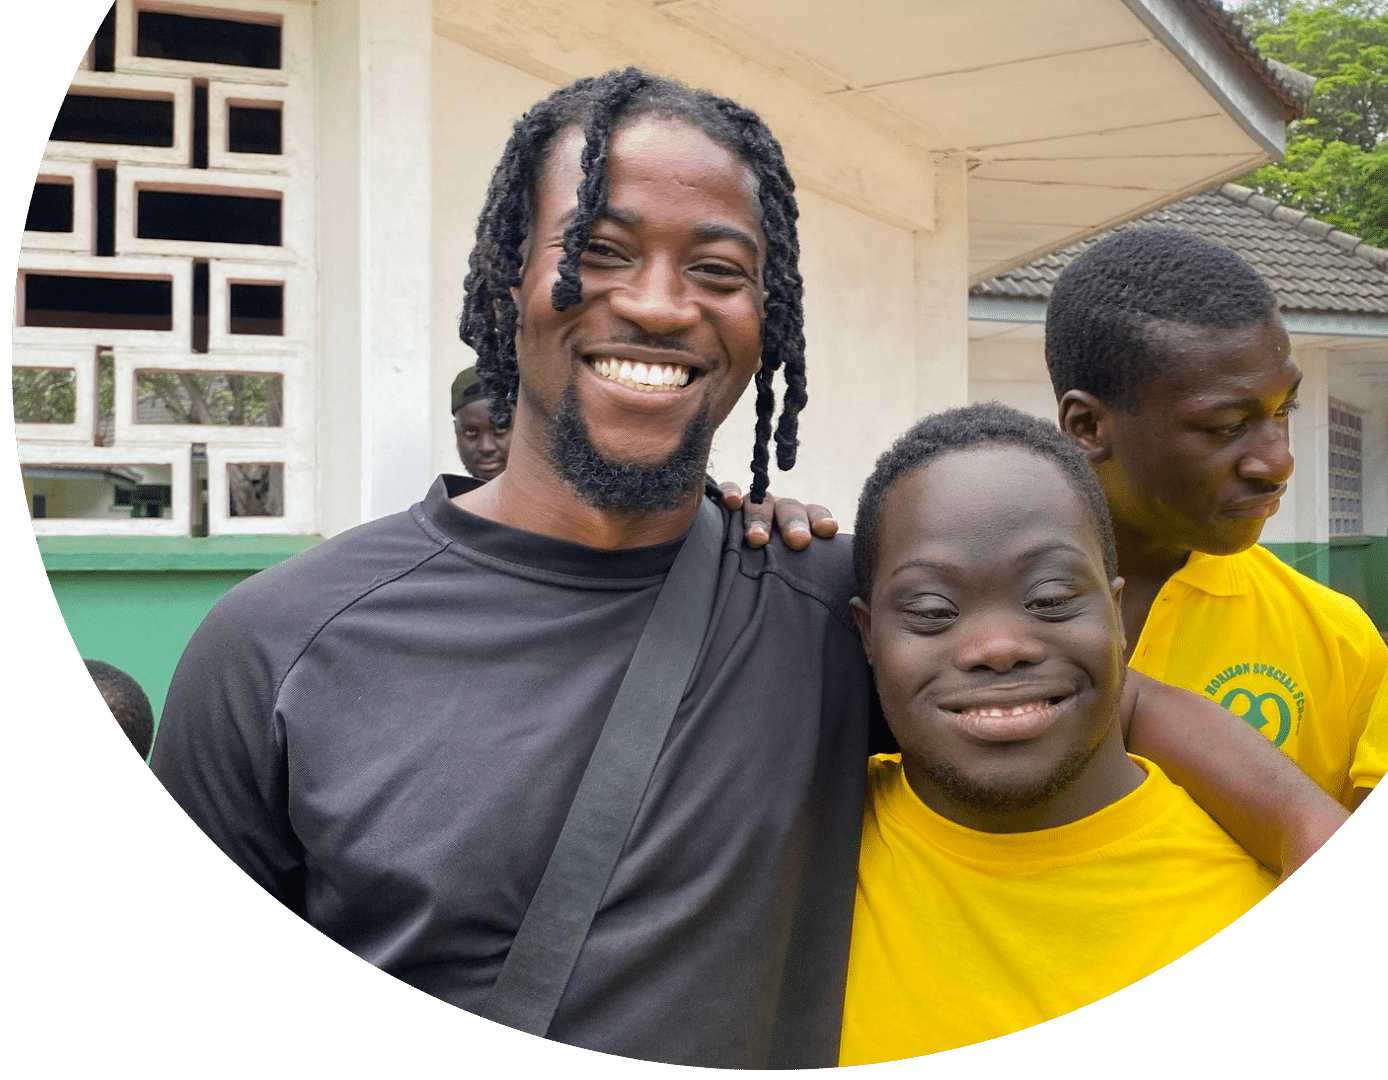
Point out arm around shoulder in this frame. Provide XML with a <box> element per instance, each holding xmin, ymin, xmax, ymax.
<box><xmin>1122</xmin><ymin>670</ymin><xmax>1347</xmax><ymax>880</ymax></box>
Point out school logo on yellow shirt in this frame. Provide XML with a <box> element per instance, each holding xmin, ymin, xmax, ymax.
<box><xmin>1202</xmin><ymin>661</ymin><xmax>1306</xmax><ymax>748</ymax></box>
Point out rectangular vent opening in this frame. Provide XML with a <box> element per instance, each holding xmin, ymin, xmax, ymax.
<box><xmin>137</xmin><ymin>10</ymin><xmax>281</xmax><ymax>69</ymax></box>
<box><xmin>51</xmin><ymin>93</ymin><xmax>174</xmax><ymax>146</ymax></box>
<box><xmin>192</xmin><ymin>260</ymin><xmax>209</xmax><ymax>352</ymax></box>
<box><xmin>23</xmin><ymin>464</ymin><xmax>172</xmax><ymax>520</ymax></box>
<box><xmin>24</xmin><ymin>274</ymin><xmax>172</xmax><ymax>331</ymax></box>
<box><xmin>96</xmin><ymin>349</ymin><xmax>115</xmax><ymax>446</ymax></box>
<box><xmin>229</xmin><ymin>283</ymin><xmax>283</xmax><ymax>335</ymax></box>
<box><xmin>96</xmin><ymin>165</ymin><xmax>115</xmax><ymax>256</ymax></box>
<box><xmin>228</xmin><ymin>105</ymin><xmax>281</xmax><ymax>155</ymax></box>
<box><xmin>12</xmin><ymin>367</ymin><xmax>77</xmax><ymax>424</ymax></box>
<box><xmin>136</xmin><ymin>370</ymin><xmax>282</xmax><ymax>427</ymax></box>
<box><xmin>136</xmin><ymin>189</ymin><xmax>281</xmax><ymax>246</ymax></box>
<box><xmin>228</xmin><ymin>462</ymin><xmax>284</xmax><ymax>516</ymax></box>
<box><xmin>192</xmin><ymin>82</ymin><xmax>208</xmax><ymax>168</ymax></box>
<box><xmin>27</xmin><ymin>181</ymin><xmax>74</xmax><ymax>233</ymax></box>
<box><xmin>92</xmin><ymin>5</ymin><xmax>116</xmax><ymax>72</ymax></box>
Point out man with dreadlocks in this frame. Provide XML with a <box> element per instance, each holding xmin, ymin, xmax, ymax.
<box><xmin>153</xmin><ymin>68</ymin><xmax>865</xmax><ymax>1069</ymax></box>
<box><xmin>153</xmin><ymin>69</ymin><xmax>1344</xmax><ymax>1068</ymax></box>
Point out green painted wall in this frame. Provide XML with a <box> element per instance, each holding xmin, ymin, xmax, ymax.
<box><xmin>40</xmin><ymin>535</ymin><xmax>319</xmax><ymax>724</ymax></box>
<box><xmin>1330</xmin><ymin>536</ymin><xmax>1388</xmax><ymax>633</ymax></box>
<box><xmin>1262</xmin><ymin>541</ymin><xmax>1330</xmax><ymax>586</ymax></box>
<box><xmin>1265</xmin><ymin>537</ymin><xmax>1388</xmax><ymax>631</ymax></box>
<box><xmin>49</xmin><ymin>569</ymin><xmax>261</xmax><ymax>722</ymax></box>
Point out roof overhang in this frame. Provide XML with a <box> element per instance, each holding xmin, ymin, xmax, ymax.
<box><xmin>435</xmin><ymin>0</ymin><xmax>1297</xmax><ymax>282</ymax></box>
<box><xmin>970</xmin><ymin>295</ymin><xmax>1388</xmax><ymax>338</ymax></box>
<box><xmin>968</xmin><ymin>298</ymin><xmax>1388</xmax><ymax>372</ymax></box>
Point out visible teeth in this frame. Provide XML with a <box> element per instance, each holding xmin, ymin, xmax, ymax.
<box><xmin>590</xmin><ymin>357</ymin><xmax>693</xmax><ymax>392</ymax></box>
<box><xmin>961</xmin><ymin>700</ymin><xmax>1050</xmax><ymax>718</ymax></box>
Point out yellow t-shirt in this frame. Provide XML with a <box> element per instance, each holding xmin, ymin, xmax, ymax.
<box><xmin>1129</xmin><ymin>545</ymin><xmax>1388</xmax><ymax>806</ymax></box>
<box><xmin>839</xmin><ymin>754</ymin><xmax>1275</xmax><ymax>1066</ymax></box>
<box><xmin>1351</xmin><ymin>678</ymin><xmax>1388</xmax><ymax>793</ymax></box>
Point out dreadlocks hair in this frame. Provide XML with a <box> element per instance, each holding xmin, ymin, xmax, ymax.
<box><xmin>459</xmin><ymin>67</ymin><xmax>807</xmax><ymax>503</ymax></box>
<box><xmin>852</xmin><ymin>402</ymin><xmax>1119</xmax><ymax>600</ymax></box>
<box><xmin>84</xmin><ymin>658</ymin><xmax>154</xmax><ymax>759</ymax></box>
<box><xmin>1044</xmin><ymin>226</ymin><xmax>1279</xmax><ymax>412</ymax></box>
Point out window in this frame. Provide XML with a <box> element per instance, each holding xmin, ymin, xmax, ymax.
<box><xmin>1329</xmin><ymin>400</ymin><xmax>1363</xmax><ymax>537</ymax></box>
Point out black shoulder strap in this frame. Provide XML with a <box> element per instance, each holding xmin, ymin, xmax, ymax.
<box><xmin>480</xmin><ymin>497</ymin><xmax>726</xmax><ymax>1037</ymax></box>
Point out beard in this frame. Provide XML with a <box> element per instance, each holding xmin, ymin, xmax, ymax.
<box><xmin>545</xmin><ymin>383</ymin><xmax>713</xmax><ymax>512</ymax></box>
<box><xmin>916</xmin><ymin>734</ymin><xmax>1106</xmax><ymax>817</ymax></box>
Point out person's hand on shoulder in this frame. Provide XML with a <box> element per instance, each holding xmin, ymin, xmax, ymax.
<box><xmin>718</xmin><ymin>481</ymin><xmax>838</xmax><ymax>551</ymax></box>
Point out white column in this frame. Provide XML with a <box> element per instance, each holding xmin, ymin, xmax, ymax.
<box><xmin>1362</xmin><ymin>379</ymin><xmax>1388</xmax><ymax>538</ymax></box>
<box><xmin>913</xmin><ymin>153</ymin><xmax>970</xmax><ymax>418</ymax></box>
<box><xmin>315</xmin><ymin>0</ymin><xmax>364</xmax><ymax>538</ymax></box>
<box><xmin>359</xmin><ymin>0</ymin><xmax>434</xmax><ymax>521</ymax></box>
<box><xmin>315</xmin><ymin>0</ymin><xmax>433</xmax><ymax>536</ymax></box>
<box><xmin>1266</xmin><ymin>344</ymin><xmax>1330</xmax><ymax>546</ymax></box>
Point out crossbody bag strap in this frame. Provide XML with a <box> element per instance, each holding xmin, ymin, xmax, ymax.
<box><xmin>480</xmin><ymin>496</ymin><xmax>725</xmax><ymax>1037</ymax></box>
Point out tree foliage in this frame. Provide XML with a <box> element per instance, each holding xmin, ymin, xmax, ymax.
<box><xmin>1233</xmin><ymin>1</ymin><xmax>1388</xmax><ymax>245</ymax></box>
<box><xmin>12</xmin><ymin>366</ymin><xmax>77</xmax><ymax>424</ymax></box>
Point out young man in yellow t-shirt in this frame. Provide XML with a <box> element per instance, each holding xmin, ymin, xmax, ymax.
<box><xmin>1047</xmin><ymin>227</ymin><xmax>1387</xmax><ymax>809</ymax></box>
<box><xmin>842</xmin><ymin>404</ymin><xmax>1276</xmax><ymax>1065</ymax></box>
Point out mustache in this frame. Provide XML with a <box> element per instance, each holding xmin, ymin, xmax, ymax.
<box><xmin>604</xmin><ymin>329</ymin><xmax>699</xmax><ymax>356</ymax></box>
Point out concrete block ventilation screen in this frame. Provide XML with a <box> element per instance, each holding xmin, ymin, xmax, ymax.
<box><xmin>1329</xmin><ymin>400</ymin><xmax>1364</xmax><ymax>538</ymax></box>
<box><xmin>14</xmin><ymin>1</ymin><xmax>311</xmax><ymax>536</ymax></box>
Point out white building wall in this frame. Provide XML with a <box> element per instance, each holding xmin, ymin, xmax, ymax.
<box><xmin>967</xmin><ymin>334</ymin><xmax>1055</xmax><ymax>422</ymax></box>
<box><xmin>1261</xmin><ymin>343</ymin><xmax>1329</xmax><ymax>545</ymax></box>
<box><xmin>1361</xmin><ymin>382</ymin><xmax>1388</xmax><ymax>538</ymax></box>
<box><xmin>1328</xmin><ymin>354</ymin><xmax>1388</xmax><ymax>538</ymax></box>
<box><xmin>914</xmin><ymin>154</ymin><xmax>970</xmax><ymax>417</ymax></box>
<box><xmin>708</xmin><ymin>186</ymin><xmax>918</xmax><ymax>523</ymax></box>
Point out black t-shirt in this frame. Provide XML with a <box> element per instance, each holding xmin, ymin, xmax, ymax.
<box><xmin>151</xmin><ymin>476</ymin><xmax>871</xmax><ymax>1068</ymax></box>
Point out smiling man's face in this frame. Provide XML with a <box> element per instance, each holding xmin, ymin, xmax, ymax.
<box><xmin>510</xmin><ymin>115</ymin><xmax>766</xmax><ymax>509</ymax></box>
<box><xmin>853</xmin><ymin>446</ymin><xmax>1132</xmax><ymax>831</ymax></box>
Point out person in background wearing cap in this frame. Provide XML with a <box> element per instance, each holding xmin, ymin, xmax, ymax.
<box><xmin>452</xmin><ymin>365</ymin><xmax>512</xmax><ymax>481</ymax></box>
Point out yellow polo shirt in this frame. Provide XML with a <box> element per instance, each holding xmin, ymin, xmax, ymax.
<box><xmin>1351</xmin><ymin>679</ymin><xmax>1388</xmax><ymax>793</ymax></box>
<box><xmin>839</xmin><ymin>754</ymin><xmax>1275</xmax><ymax>1066</ymax></box>
<box><xmin>1129</xmin><ymin>545</ymin><xmax>1388</xmax><ymax>807</ymax></box>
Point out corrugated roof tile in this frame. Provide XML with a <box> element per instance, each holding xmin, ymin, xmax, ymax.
<box><xmin>973</xmin><ymin>184</ymin><xmax>1388</xmax><ymax>317</ymax></box>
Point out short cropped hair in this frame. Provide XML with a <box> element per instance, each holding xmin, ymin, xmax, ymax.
<box><xmin>853</xmin><ymin>402</ymin><xmax>1119</xmax><ymax>598</ymax></box>
<box><xmin>85</xmin><ymin>659</ymin><xmax>154</xmax><ymax>758</ymax></box>
<box><xmin>1045</xmin><ymin>226</ymin><xmax>1279</xmax><ymax>410</ymax></box>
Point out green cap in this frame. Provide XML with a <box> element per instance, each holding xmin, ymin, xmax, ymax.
<box><xmin>450</xmin><ymin>366</ymin><xmax>487</xmax><ymax>413</ymax></box>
